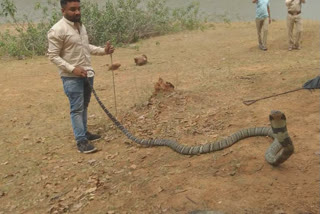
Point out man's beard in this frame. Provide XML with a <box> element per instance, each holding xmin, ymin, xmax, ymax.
<box><xmin>65</xmin><ymin>15</ymin><xmax>81</xmax><ymax>23</ymax></box>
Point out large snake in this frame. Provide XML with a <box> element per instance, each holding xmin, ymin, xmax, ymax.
<box><xmin>87</xmin><ymin>76</ymin><xmax>294</xmax><ymax>166</ymax></box>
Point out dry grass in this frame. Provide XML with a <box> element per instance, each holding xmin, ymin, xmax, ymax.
<box><xmin>0</xmin><ymin>20</ymin><xmax>319</xmax><ymax>214</ymax></box>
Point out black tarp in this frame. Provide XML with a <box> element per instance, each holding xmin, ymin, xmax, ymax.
<box><xmin>303</xmin><ymin>76</ymin><xmax>320</xmax><ymax>89</ymax></box>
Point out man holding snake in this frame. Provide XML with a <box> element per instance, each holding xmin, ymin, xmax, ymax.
<box><xmin>47</xmin><ymin>0</ymin><xmax>114</xmax><ymax>153</ymax></box>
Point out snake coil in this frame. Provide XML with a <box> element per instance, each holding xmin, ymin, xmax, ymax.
<box><xmin>88</xmin><ymin>78</ymin><xmax>294</xmax><ymax>166</ymax></box>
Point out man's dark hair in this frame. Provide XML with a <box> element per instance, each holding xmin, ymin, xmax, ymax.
<box><xmin>60</xmin><ymin>0</ymin><xmax>80</xmax><ymax>8</ymax></box>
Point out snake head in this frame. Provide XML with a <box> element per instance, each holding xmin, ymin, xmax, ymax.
<box><xmin>269</xmin><ymin>110</ymin><xmax>286</xmax><ymax>122</ymax></box>
<box><xmin>269</xmin><ymin>110</ymin><xmax>287</xmax><ymax>133</ymax></box>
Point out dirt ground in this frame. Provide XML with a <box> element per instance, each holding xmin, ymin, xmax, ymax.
<box><xmin>0</xmin><ymin>21</ymin><xmax>319</xmax><ymax>214</ymax></box>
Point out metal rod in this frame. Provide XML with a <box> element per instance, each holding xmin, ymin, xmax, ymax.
<box><xmin>243</xmin><ymin>87</ymin><xmax>304</xmax><ymax>106</ymax></box>
<box><xmin>110</xmin><ymin>54</ymin><xmax>118</xmax><ymax>115</ymax></box>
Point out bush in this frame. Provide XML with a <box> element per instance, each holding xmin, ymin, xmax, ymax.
<box><xmin>0</xmin><ymin>0</ymin><xmax>60</xmax><ymax>57</ymax></box>
<box><xmin>0</xmin><ymin>0</ymin><xmax>205</xmax><ymax>57</ymax></box>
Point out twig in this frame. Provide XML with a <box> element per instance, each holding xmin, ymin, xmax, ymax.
<box><xmin>186</xmin><ymin>196</ymin><xmax>198</xmax><ymax>205</ymax></box>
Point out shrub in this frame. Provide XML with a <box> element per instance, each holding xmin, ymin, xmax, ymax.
<box><xmin>0</xmin><ymin>0</ymin><xmax>205</xmax><ymax>57</ymax></box>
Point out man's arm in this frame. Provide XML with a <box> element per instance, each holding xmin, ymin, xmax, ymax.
<box><xmin>47</xmin><ymin>29</ymin><xmax>75</xmax><ymax>73</ymax></box>
<box><xmin>89</xmin><ymin>41</ymin><xmax>114</xmax><ymax>55</ymax></box>
<box><xmin>89</xmin><ymin>44</ymin><xmax>106</xmax><ymax>56</ymax></box>
<box><xmin>252</xmin><ymin>0</ymin><xmax>257</xmax><ymax>3</ymax></box>
<box><xmin>300</xmin><ymin>0</ymin><xmax>306</xmax><ymax>3</ymax></box>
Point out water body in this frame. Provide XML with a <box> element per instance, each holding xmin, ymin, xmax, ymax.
<box><xmin>0</xmin><ymin>0</ymin><xmax>319</xmax><ymax>23</ymax></box>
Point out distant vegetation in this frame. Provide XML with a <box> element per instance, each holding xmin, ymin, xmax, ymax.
<box><xmin>0</xmin><ymin>0</ymin><xmax>206</xmax><ymax>57</ymax></box>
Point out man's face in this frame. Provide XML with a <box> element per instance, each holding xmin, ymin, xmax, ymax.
<box><xmin>62</xmin><ymin>1</ymin><xmax>81</xmax><ymax>22</ymax></box>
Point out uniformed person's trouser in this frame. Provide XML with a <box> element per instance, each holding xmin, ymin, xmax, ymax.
<box><xmin>287</xmin><ymin>14</ymin><xmax>303</xmax><ymax>48</ymax></box>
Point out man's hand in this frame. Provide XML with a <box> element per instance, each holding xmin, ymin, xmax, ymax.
<box><xmin>252</xmin><ymin>0</ymin><xmax>257</xmax><ymax>3</ymax></box>
<box><xmin>269</xmin><ymin>17</ymin><xmax>272</xmax><ymax>24</ymax></box>
<box><xmin>72</xmin><ymin>66</ymin><xmax>87</xmax><ymax>77</ymax></box>
<box><xmin>105</xmin><ymin>41</ymin><xmax>115</xmax><ymax>55</ymax></box>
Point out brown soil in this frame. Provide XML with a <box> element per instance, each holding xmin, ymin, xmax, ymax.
<box><xmin>0</xmin><ymin>21</ymin><xmax>319</xmax><ymax>214</ymax></box>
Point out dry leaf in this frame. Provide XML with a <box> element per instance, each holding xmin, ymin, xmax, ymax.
<box><xmin>157</xmin><ymin>186</ymin><xmax>164</xmax><ymax>193</ymax></box>
<box><xmin>85</xmin><ymin>187</ymin><xmax>97</xmax><ymax>194</ymax></box>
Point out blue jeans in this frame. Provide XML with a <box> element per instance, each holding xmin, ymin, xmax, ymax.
<box><xmin>61</xmin><ymin>77</ymin><xmax>94</xmax><ymax>142</ymax></box>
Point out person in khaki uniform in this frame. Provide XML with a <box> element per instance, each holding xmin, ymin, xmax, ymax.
<box><xmin>285</xmin><ymin>0</ymin><xmax>306</xmax><ymax>51</ymax></box>
<box><xmin>252</xmin><ymin>0</ymin><xmax>271</xmax><ymax>51</ymax></box>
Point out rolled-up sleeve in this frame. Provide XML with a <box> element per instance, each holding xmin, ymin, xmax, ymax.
<box><xmin>47</xmin><ymin>29</ymin><xmax>75</xmax><ymax>73</ymax></box>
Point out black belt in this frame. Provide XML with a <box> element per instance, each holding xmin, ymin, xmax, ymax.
<box><xmin>288</xmin><ymin>11</ymin><xmax>301</xmax><ymax>15</ymax></box>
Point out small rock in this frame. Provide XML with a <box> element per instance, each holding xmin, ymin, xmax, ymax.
<box><xmin>108</xmin><ymin>63</ymin><xmax>121</xmax><ymax>70</ymax></box>
<box><xmin>134</xmin><ymin>54</ymin><xmax>148</xmax><ymax>66</ymax></box>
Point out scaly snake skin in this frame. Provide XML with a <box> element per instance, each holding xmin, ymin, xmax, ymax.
<box><xmin>88</xmin><ymin>79</ymin><xmax>294</xmax><ymax>166</ymax></box>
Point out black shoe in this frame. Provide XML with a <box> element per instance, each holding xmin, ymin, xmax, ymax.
<box><xmin>77</xmin><ymin>140</ymin><xmax>97</xmax><ymax>154</ymax></box>
<box><xmin>86</xmin><ymin>131</ymin><xmax>101</xmax><ymax>141</ymax></box>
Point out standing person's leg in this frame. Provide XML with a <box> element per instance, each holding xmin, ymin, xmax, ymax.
<box><xmin>256</xmin><ymin>19</ymin><xmax>263</xmax><ymax>50</ymax></box>
<box><xmin>261</xmin><ymin>18</ymin><xmax>269</xmax><ymax>50</ymax></box>
<box><xmin>62</xmin><ymin>77</ymin><xmax>96</xmax><ymax>153</ymax></box>
<box><xmin>83</xmin><ymin>76</ymin><xmax>101</xmax><ymax>141</ymax></box>
<box><xmin>62</xmin><ymin>77</ymin><xmax>86</xmax><ymax>142</ymax></box>
<box><xmin>294</xmin><ymin>15</ymin><xmax>303</xmax><ymax>49</ymax></box>
<box><xmin>287</xmin><ymin>14</ymin><xmax>295</xmax><ymax>50</ymax></box>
